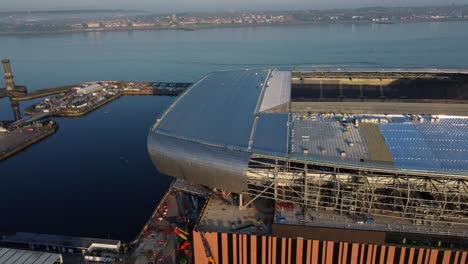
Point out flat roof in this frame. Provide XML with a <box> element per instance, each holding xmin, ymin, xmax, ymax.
<box><xmin>380</xmin><ymin>117</ymin><xmax>468</xmax><ymax>172</ymax></box>
<box><xmin>82</xmin><ymin>83</ymin><xmax>102</xmax><ymax>89</ymax></box>
<box><xmin>2</xmin><ymin>233</ymin><xmax>120</xmax><ymax>250</ymax></box>
<box><xmin>0</xmin><ymin>248</ymin><xmax>62</xmax><ymax>264</ymax></box>
<box><xmin>197</xmin><ymin>195</ymin><xmax>272</xmax><ymax>235</ymax></box>
<box><xmin>292</xmin><ymin>115</ymin><xmax>371</xmax><ymax>163</ymax></box>
<box><xmin>252</xmin><ymin>113</ymin><xmax>289</xmax><ymax>153</ymax></box>
<box><xmin>259</xmin><ymin>70</ymin><xmax>291</xmax><ymax>112</ymax></box>
<box><xmin>290</xmin><ymin>115</ymin><xmax>468</xmax><ymax>172</ymax></box>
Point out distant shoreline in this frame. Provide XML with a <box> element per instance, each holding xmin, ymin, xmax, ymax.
<box><xmin>1</xmin><ymin>19</ymin><xmax>467</xmax><ymax>36</ymax></box>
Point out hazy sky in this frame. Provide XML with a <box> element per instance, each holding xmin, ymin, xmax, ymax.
<box><xmin>2</xmin><ymin>0</ymin><xmax>468</xmax><ymax>12</ymax></box>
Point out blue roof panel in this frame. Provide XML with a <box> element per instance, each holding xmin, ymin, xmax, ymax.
<box><xmin>157</xmin><ymin>70</ymin><xmax>269</xmax><ymax>148</ymax></box>
<box><xmin>252</xmin><ymin>113</ymin><xmax>289</xmax><ymax>154</ymax></box>
<box><xmin>379</xmin><ymin>118</ymin><xmax>468</xmax><ymax>172</ymax></box>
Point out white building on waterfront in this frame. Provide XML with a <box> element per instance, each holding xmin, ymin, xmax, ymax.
<box><xmin>74</xmin><ymin>84</ymin><xmax>104</xmax><ymax>95</ymax></box>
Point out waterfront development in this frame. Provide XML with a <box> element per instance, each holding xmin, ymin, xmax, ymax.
<box><xmin>21</xmin><ymin>67</ymin><xmax>465</xmax><ymax>263</ymax></box>
<box><xmin>0</xmin><ymin>119</ymin><xmax>57</xmax><ymax>161</ymax></box>
<box><xmin>1</xmin><ymin>21</ymin><xmax>468</xmax><ymax>258</ymax></box>
<box><xmin>0</xmin><ymin>61</ymin><xmax>191</xmax><ymax>161</ymax></box>
<box><xmin>4</xmin><ymin>68</ymin><xmax>468</xmax><ymax>263</ymax></box>
<box><xmin>24</xmin><ymin>81</ymin><xmax>190</xmax><ymax>117</ymax></box>
<box><xmin>0</xmin><ymin>59</ymin><xmax>59</xmax><ymax>162</ymax></box>
<box><xmin>1</xmin><ymin>5</ymin><xmax>467</xmax><ymax>35</ymax></box>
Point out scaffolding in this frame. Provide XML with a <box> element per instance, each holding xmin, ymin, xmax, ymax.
<box><xmin>244</xmin><ymin>154</ymin><xmax>468</xmax><ymax>236</ymax></box>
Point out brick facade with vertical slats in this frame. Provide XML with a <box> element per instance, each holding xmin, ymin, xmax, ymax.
<box><xmin>193</xmin><ymin>231</ymin><xmax>468</xmax><ymax>264</ymax></box>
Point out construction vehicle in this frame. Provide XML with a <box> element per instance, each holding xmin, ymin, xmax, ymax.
<box><xmin>174</xmin><ymin>227</ymin><xmax>189</xmax><ymax>241</ymax></box>
<box><xmin>200</xmin><ymin>232</ymin><xmax>216</xmax><ymax>264</ymax></box>
<box><xmin>178</xmin><ymin>240</ymin><xmax>191</xmax><ymax>251</ymax></box>
<box><xmin>175</xmin><ymin>227</ymin><xmax>193</xmax><ymax>264</ymax></box>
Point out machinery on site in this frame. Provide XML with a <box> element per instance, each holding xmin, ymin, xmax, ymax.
<box><xmin>148</xmin><ymin>69</ymin><xmax>468</xmax><ymax>255</ymax></box>
<box><xmin>199</xmin><ymin>232</ymin><xmax>216</xmax><ymax>264</ymax></box>
<box><xmin>177</xmin><ymin>240</ymin><xmax>190</xmax><ymax>251</ymax></box>
<box><xmin>174</xmin><ymin>226</ymin><xmax>194</xmax><ymax>263</ymax></box>
<box><xmin>0</xmin><ymin>59</ymin><xmax>27</xmax><ymax>121</ymax></box>
<box><xmin>174</xmin><ymin>227</ymin><xmax>189</xmax><ymax>241</ymax></box>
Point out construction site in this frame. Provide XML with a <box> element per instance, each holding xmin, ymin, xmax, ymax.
<box><xmin>148</xmin><ymin>68</ymin><xmax>468</xmax><ymax>263</ymax></box>
<box><xmin>3</xmin><ymin>63</ymin><xmax>468</xmax><ymax>263</ymax></box>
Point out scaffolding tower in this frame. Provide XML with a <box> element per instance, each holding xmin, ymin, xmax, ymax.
<box><xmin>245</xmin><ymin>154</ymin><xmax>468</xmax><ymax>236</ymax></box>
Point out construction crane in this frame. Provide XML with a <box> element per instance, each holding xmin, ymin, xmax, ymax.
<box><xmin>199</xmin><ymin>232</ymin><xmax>216</xmax><ymax>264</ymax></box>
<box><xmin>0</xmin><ymin>59</ymin><xmax>27</xmax><ymax>121</ymax></box>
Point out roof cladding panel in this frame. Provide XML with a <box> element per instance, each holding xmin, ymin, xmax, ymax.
<box><xmin>379</xmin><ymin>118</ymin><xmax>468</xmax><ymax>171</ymax></box>
<box><xmin>149</xmin><ymin>69</ymin><xmax>468</xmax><ymax>188</ymax></box>
<box><xmin>252</xmin><ymin>113</ymin><xmax>289</xmax><ymax>154</ymax></box>
<box><xmin>157</xmin><ymin>70</ymin><xmax>269</xmax><ymax>148</ymax></box>
<box><xmin>259</xmin><ymin>70</ymin><xmax>291</xmax><ymax>112</ymax></box>
<box><xmin>0</xmin><ymin>248</ymin><xmax>61</xmax><ymax>264</ymax></box>
<box><xmin>148</xmin><ymin>132</ymin><xmax>251</xmax><ymax>192</ymax></box>
<box><xmin>291</xmin><ymin>117</ymin><xmax>370</xmax><ymax>162</ymax></box>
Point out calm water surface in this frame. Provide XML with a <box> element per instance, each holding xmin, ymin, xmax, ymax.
<box><xmin>0</xmin><ymin>22</ymin><xmax>467</xmax><ymax>241</ymax></box>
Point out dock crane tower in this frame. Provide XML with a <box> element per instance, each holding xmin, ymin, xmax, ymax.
<box><xmin>0</xmin><ymin>59</ymin><xmax>27</xmax><ymax>121</ymax></box>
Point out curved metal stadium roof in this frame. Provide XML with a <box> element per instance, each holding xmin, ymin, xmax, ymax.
<box><xmin>148</xmin><ymin>69</ymin><xmax>468</xmax><ymax>192</ymax></box>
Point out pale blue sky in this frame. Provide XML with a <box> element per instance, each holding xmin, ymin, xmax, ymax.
<box><xmin>1</xmin><ymin>0</ymin><xmax>467</xmax><ymax>12</ymax></box>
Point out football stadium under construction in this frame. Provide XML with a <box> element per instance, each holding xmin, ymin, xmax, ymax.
<box><xmin>148</xmin><ymin>69</ymin><xmax>468</xmax><ymax>263</ymax></box>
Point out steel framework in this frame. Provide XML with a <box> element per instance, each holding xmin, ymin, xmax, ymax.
<box><xmin>244</xmin><ymin>154</ymin><xmax>468</xmax><ymax>235</ymax></box>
